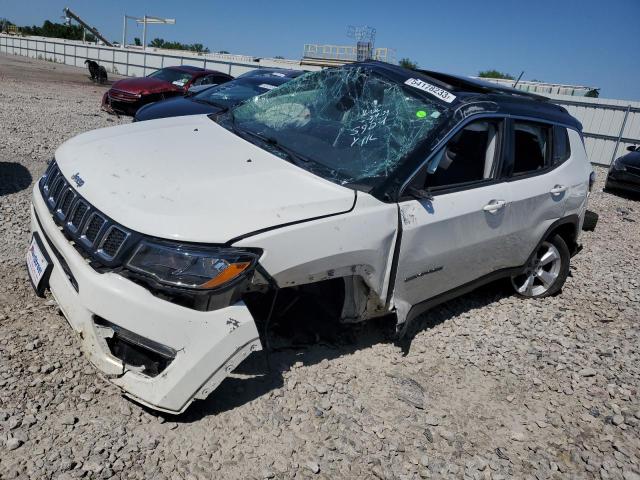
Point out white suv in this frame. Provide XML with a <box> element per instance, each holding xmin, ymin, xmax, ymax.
<box><xmin>27</xmin><ymin>62</ymin><xmax>593</xmax><ymax>413</ymax></box>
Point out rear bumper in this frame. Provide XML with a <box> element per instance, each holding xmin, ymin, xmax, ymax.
<box><xmin>30</xmin><ymin>185</ymin><xmax>262</xmax><ymax>414</ymax></box>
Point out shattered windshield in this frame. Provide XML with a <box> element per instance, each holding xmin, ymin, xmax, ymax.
<box><xmin>227</xmin><ymin>67</ymin><xmax>447</xmax><ymax>186</ymax></box>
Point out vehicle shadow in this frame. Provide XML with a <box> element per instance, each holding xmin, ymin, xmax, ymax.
<box><xmin>85</xmin><ymin>79</ymin><xmax>116</xmax><ymax>88</ymax></box>
<box><xmin>167</xmin><ymin>280</ymin><xmax>512</xmax><ymax>423</ymax></box>
<box><xmin>604</xmin><ymin>187</ymin><xmax>640</xmax><ymax>202</ymax></box>
<box><xmin>0</xmin><ymin>162</ymin><xmax>33</xmax><ymax>196</ymax></box>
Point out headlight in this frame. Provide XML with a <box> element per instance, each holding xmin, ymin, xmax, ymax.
<box><xmin>612</xmin><ymin>159</ymin><xmax>626</xmax><ymax>171</ymax></box>
<box><xmin>125</xmin><ymin>240</ymin><xmax>259</xmax><ymax>290</ymax></box>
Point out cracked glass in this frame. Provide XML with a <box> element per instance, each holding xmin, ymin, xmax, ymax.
<box><xmin>228</xmin><ymin>67</ymin><xmax>447</xmax><ymax>186</ymax></box>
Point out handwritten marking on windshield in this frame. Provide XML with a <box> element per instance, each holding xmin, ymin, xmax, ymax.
<box><xmin>348</xmin><ymin>104</ymin><xmax>389</xmax><ymax>147</ymax></box>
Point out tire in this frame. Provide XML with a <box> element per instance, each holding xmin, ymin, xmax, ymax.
<box><xmin>511</xmin><ymin>234</ymin><xmax>570</xmax><ymax>299</ymax></box>
<box><xmin>604</xmin><ymin>180</ymin><xmax>617</xmax><ymax>194</ymax></box>
<box><xmin>582</xmin><ymin>210</ymin><xmax>598</xmax><ymax>231</ymax></box>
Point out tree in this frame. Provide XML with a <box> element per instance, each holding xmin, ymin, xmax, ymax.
<box><xmin>0</xmin><ymin>18</ymin><xmax>14</xmax><ymax>32</ymax></box>
<box><xmin>585</xmin><ymin>88</ymin><xmax>600</xmax><ymax>98</ymax></box>
<box><xmin>274</xmin><ymin>55</ymin><xmax>284</xmax><ymax>59</ymax></box>
<box><xmin>478</xmin><ymin>69</ymin><xmax>515</xmax><ymax>80</ymax></box>
<box><xmin>399</xmin><ymin>58</ymin><xmax>418</xmax><ymax>70</ymax></box>
<box><xmin>133</xmin><ymin>37</ymin><xmax>141</xmax><ymax>46</ymax></box>
<box><xmin>148</xmin><ymin>37</ymin><xmax>210</xmax><ymax>53</ymax></box>
<box><xmin>19</xmin><ymin>19</ymin><xmax>95</xmax><ymax>42</ymax></box>
<box><xmin>149</xmin><ymin>38</ymin><xmax>166</xmax><ymax>48</ymax></box>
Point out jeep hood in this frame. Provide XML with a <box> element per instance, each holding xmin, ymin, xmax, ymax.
<box><xmin>54</xmin><ymin>115</ymin><xmax>355</xmax><ymax>243</ymax></box>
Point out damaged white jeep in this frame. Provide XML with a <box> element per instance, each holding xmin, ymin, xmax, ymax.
<box><xmin>27</xmin><ymin>61</ymin><xmax>593</xmax><ymax>413</ymax></box>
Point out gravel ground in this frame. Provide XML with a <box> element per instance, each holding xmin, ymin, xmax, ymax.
<box><xmin>1</xmin><ymin>53</ymin><xmax>639</xmax><ymax>480</ymax></box>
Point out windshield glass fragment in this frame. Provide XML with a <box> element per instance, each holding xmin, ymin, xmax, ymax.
<box><xmin>227</xmin><ymin>67</ymin><xmax>447</xmax><ymax>185</ymax></box>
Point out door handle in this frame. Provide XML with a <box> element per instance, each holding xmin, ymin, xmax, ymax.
<box><xmin>550</xmin><ymin>184</ymin><xmax>568</xmax><ymax>195</ymax></box>
<box><xmin>483</xmin><ymin>199</ymin><xmax>506</xmax><ymax>213</ymax></box>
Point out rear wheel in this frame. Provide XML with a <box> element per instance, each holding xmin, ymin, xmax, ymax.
<box><xmin>511</xmin><ymin>234</ymin><xmax>570</xmax><ymax>298</ymax></box>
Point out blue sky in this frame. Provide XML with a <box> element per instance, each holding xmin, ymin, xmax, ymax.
<box><xmin>3</xmin><ymin>0</ymin><xmax>639</xmax><ymax>100</ymax></box>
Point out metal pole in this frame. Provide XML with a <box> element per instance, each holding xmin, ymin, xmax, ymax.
<box><xmin>122</xmin><ymin>15</ymin><xmax>126</xmax><ymax>48</ymax></box>
<box><xmin>63</xmin><ymin>7</ymin><xmax>112</xmax><ymax>46</ymax></box>
<box><xmin>142</xmin><ymin>15</ymin><xmax>147</xmax><ymax>51</ymax></box>
<box><xmin>513</xmin><ymin>71</ymin><xmax>524</xmax><ymax>89</ymax></box>
<box><xmin>611</xmin><ymin>105</ymin><xmax>632</xmax><ymax>165</ymax></box>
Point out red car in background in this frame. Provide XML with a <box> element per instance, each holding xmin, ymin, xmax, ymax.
<box><xmin>102</xmin><ymin>65</ymin><xmax>233</xmax><ymax>116</ymax></box>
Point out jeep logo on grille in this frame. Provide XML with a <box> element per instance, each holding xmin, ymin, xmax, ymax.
<box><xmin>71</xmin><ymin>172</ymin><xmax>85</xmax><ymax>188</ymax></box>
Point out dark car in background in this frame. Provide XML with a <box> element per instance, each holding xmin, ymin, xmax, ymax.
<box><xmin>134</xmin><ymin>68</ymin><xmax>304</xmax><ymax>122</ymax></box>
<box><xmin>236</xmin><ymin>68</ymin><xmax>305</xmax><ymax>79</ymax></box>
<box><xmin>102</xmin><ymin>66</ymin><xmax>233</xmax><ymax>116</ymax></box>
<box><xmin>605</xmin><ymin>145</ymin><xmax>640</xmax><ymax>195</ymax></box>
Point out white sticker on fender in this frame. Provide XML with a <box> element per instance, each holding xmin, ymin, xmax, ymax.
<box><xmin>404</xmin><ymin>78</ymin><xmax>457</xmax><ymax>103</ymax></box>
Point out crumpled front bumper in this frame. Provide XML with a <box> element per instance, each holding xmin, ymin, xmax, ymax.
<box><xmin>30</xmin><ymin>186</ymin><xmax>262</xmax><ymax>414</ymax></box>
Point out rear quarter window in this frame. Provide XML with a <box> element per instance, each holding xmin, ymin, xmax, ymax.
<box><xmin>552</xmin><ymin>125</ymin><xmax>571</xmax><ymax>165</ymax></box>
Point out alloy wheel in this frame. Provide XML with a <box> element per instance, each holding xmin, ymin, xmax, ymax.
<box><xmin>511</xmin><ymin>241</ymin><xmax>562</xmax><ymax>297</ymax></box>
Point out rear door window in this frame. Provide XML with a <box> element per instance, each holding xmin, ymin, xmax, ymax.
<box><xmin>512</xmin><ymin>121</ymin><xmax>551</xmax><ymax>175</ymax></box>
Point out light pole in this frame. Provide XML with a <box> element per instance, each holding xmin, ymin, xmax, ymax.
<box><xmin>122</xmin><ymin>14</ymin><xmax>176</xmax><ymax>50</ymax></box>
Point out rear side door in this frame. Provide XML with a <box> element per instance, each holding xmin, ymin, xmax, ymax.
<box><xmin>391</xmin><ymin>117</ymin><xmax>513</xmax><ymax>321</ymax></box>
<box><xmin>502</xmin><ymin>120</ymin><xmax>574</xmax><ymax>266</ymax></box>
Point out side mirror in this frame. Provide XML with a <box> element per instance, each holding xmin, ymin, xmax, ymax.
<box><xmin>406</xmin><ymin>186</ymin><xmax>434</xmax><ymax>201</ymax></box>
<box><xmin>186</xmin><ymin>85</ymin><xmax>210</xmax><ymax>96</ymax></box>
<box><xmin>627</xmin><ymin>145</ymin><xmax>638</xmax><ymax>152</ymax></box>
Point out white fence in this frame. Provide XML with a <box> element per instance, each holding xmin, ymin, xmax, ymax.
<box><xmin>547</xmin><ymin>94</ymin><xmax>640</xmax><ymax>166</ymax></box>
<box><xmin>0</xmin><ymin>34</ymin><xmax>317</xmax><ymax>78</ymax></box>
<box><xmin>480</xmin><ymin>77</ymin><xmax>595</xmax><ymax>97</ymax></box>
<box><xmin>1</xmin><ymin>34</ymin><xmax>638</xmax><ymax>166</ymax></box>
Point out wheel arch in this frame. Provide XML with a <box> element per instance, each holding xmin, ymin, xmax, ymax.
<box><xmin>543</xmin><ymin>214</ymin><xmax>580</xmax><ymax>256</ymax></box>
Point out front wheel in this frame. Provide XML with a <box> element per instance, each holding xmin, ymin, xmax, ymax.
<box><xmin>511</xmin><ymin>234</ymin><xmax>570</xmax><ymax>298</ymax></box>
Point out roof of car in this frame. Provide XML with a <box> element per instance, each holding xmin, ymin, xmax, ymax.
<box><xmin>239</xmin><ymin>68</ymin><xmax>305</xmax><ymax>79</ymax></box>
<box><xmin>353</xmin><ymin>61</ymin><xmax>582</xmax><ymax>131</ymax></box>
<box><xmin>242</xmin><ymin>74</ymin><xmax>296</xmax><ymax>85</ymax></box>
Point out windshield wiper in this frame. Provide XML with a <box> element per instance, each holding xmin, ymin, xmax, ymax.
<box><xmin>252</xmin><ymin>132</ymin><xmax>311</xmax><ymax>166</ymax></box>
<box><xmin>228</xmin><ymin>116</ymin><xmax>311</xmax><ymax>166</ymax></box>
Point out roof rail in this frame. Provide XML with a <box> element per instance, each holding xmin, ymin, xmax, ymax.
<box><xmin>417</xmin><ymin>69</ymin><xmax>549</xmax><ymax>102</ymax></box>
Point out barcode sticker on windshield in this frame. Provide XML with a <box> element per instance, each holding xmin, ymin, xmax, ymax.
<box><xmin>404</xmin><ymin>78</ymin><xmax>456</xmax><ymax>103</ymax></box>
<box><xmin>259</xmin><ymin>84</ymin><xmax>277</xmax><ymax>90</ymax></box>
